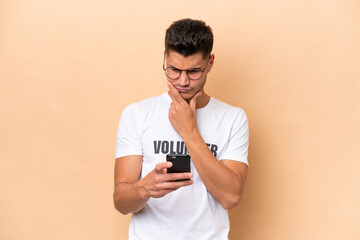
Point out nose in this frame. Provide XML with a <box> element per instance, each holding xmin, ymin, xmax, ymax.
<box><xmin>178</xmin><ymin>71</ymin><xmax>190</xmax><ymax>87</ymax></box>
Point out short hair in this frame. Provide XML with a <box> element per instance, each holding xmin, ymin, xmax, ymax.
<box><xmin>165</xmin><ymin>18</ymin><xmax>214</xmax><ymax>59</ymax></box>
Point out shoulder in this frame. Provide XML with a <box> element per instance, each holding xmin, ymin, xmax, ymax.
<box><xmin>123</xmin><ymin>93</ymin><xmax>168</xmax><ymax>113</ymax></box>
<box><xmin>209</xmin><ymin>97</ymin><xmax>248</xmax><ymax>121</ymax></box>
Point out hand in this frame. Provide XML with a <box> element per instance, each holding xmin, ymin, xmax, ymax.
<box><xmin>137</xmin><ymin>161</ymin><xmax>193</xmax><ymax>198</ymax></box>
<box><xmin>167</xmin><ymin>82</ymin><xmax>202</xmax><ymax>137</ymax></box>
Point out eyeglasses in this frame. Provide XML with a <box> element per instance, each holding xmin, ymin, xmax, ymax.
<box><xmin>162</xmin><ymin>52</ymin><xmax>211</xmax><ymax>80</ymax></box>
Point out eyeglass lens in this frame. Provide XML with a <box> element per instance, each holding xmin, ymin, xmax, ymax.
<box><xmin>165</xmin><ymin>68</ymin><xmax>203</xmax><ymax>80</ymax></box>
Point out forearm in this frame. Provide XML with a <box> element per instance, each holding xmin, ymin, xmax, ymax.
<box><xmin>183</xmin><ymin>131</ymin><xmax>244</xmax><ymax>209</ymax></box>
<box><xmin>113</xmin><ymin>181</ymin><xmax>149</xmax><ymax>215</ymax></box>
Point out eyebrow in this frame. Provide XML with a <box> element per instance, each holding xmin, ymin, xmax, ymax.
<box><xmin>169</xmin><ymin>65</ymin><xmax>202</xmax><ymax>71</ymax></box>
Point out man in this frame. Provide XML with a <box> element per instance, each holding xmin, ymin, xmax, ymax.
<box><xmin>114</xmin><ymin>18</ymin><xmax>249</xmax><ymax>240</ymax></box>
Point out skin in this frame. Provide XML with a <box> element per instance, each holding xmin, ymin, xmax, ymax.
<box><xmin>113</xmin><ymin>50</ymin><xmax>248</xmax><ymax>214</ymax></box>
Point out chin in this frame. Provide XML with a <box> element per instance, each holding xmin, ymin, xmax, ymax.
<box><xmin>179</xmin><ymin>92</ymin><xmax>194</xmax><ymax>101</ymax></box>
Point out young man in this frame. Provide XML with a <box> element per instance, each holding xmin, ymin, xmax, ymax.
<box><xmin>114</xmin><ymin>19</ymin><xmax>249</xmax><ymax>240</ymax></box>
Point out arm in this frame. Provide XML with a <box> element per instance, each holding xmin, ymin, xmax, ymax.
<box><xmin>113</xmin><ymin>155</ymin><xmax>193</xmax><ymax>215</ymax></box>
<box><xmin>182</xmin><ymin>133</ymin><xmax>248</xmax><ymax>210</ymax></box>
<box><xmin>168</xmin><ymin>83</ymin><xmax>248</xmax><ymax>210</ymax></box>
<box><xmin>113</xmin><ymin>155</ymin><xmax>147</xmax><ymax>215</ymax></box>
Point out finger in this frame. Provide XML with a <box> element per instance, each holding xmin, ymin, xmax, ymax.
<box><xmin>165</xmin><ymin>172</ymin><xmax>193</xmax><ymax>182</ymax></box>
<box><xmin>155</xmin><ymin>161</ymin><xmax>172</xmax><ymax>172</ymax></box>
<box><xmin>170</xmin><ymin>102</ymin><xmax>176</xmax><ymax>111</ymax></box>
<box><xmin>152</xmin><ymin>189</ymin><xmax>174</xmax><ymax>198</ymax></box>
<box><xmin>190</xmin><ymin>92</ymin><xmax>202</xmax><ymax>112</ymax></box>
<box><xmin>167</xmin><ymin>82</ymin><xmax>179</xmax><ymax>103</ymax></box>
<box><xmin>167</xmin><ymin>82</ymin><xmax>184</xmax><ymax>104</ymax></box>
<box><xmin>154</xmin><ymin>172</ymin><xmax>192</xmax><ymax>185</ymax></box>
<box><xmin>151</xmin><ymin>180</ymin><xmax>194</xmax><ymax>198</ymax></box>
<box><xmin>169</xmin><ymin>102</ymin><xmax>177</xmax><ymax>119</ymax></box>
<box><xmin>156</xmin><ymin>179</ymin><xmax>193</xmax><ymax>189</ymax></box>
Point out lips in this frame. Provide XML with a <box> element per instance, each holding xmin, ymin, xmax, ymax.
<box><xmin>176</xmin><ymin>88</ymin><xmax>191</xmax><ymax>93</ymax></box>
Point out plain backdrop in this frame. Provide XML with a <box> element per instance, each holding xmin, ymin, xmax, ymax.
<box><xmin>1</xmin><ymin>0</ymin><xmax>359</xmax><ymax>239</ymax></box>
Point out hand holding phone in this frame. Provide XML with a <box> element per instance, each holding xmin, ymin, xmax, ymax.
<box><xmin>166</xmin><ymin>154</ymin><xmax>191</xmax><ymax>181</ymax></box>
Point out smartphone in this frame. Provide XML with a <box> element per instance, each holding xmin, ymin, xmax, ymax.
<box><xmin>166</xmin><ymin>154</ymin><xmax>191</xmax><ymax>181</ymax></box>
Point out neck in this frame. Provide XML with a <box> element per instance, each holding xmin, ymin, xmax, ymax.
<box><xmin>194</xmin><ymin>92</ymin><xmax>210</xmax><ymax>109</ymax></box>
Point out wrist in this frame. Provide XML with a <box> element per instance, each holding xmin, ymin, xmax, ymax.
<box><xmin>181</xmin><ymin>128</ymin><xmax>202</xmax><ymax>144</ymax></box>
<box><xmin>134</xmin><ymin>180</ymin><xmax>150</xmax><ymax>201</ymax></box>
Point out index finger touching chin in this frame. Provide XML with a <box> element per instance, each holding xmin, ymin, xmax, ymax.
<box><xmin>167</xmin><ymin>82</ymin><xmax>182</xmax><ymax>103</ymax></box>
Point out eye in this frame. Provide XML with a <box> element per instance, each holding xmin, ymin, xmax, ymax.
<box><xmin>169</xmin><ymin>67</ymin><xmax>181</xmax><ymax>72</ymax></box>
<box><xmin>187</xmin><ymin>68</ymin><xmax>201</xmax><ymax>73</ymax></box>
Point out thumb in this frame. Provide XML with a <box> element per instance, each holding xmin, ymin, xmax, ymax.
<box><xmin>190</xmin><ymin>92</ymin><xmax>202</xmax><ymax>111</ymax></box>
<box><xmin>155</xmin><ymin>161</ymin><xmax>172</xmax><ymax>173</ymax></box>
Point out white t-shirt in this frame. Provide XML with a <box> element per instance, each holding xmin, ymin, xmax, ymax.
<box><xmin>116</xmin><ymin>92</ymin><xmax>249</xmax><ymax>240</ymax></box>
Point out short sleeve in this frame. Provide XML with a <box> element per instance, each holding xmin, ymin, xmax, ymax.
<box><xmin>221</xmin><ymin>109</ymin><xmax>249</xmax><ymax>166</ymax></box>
<box><xmin>115</xmin><ymin>104</ymin><xmax>143</xmax><ymax>158</ymax></box>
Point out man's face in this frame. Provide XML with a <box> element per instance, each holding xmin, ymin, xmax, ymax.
<box><xmin>164</xmin><ymin>50</ymin><xmax>214</xmax><ymax>102</ymax></box>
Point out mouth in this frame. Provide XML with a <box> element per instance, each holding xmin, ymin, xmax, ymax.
<box><xmin>176</xmin><ymin>88</ymin><xmax>191</xmax><ymax>93</ymax></box>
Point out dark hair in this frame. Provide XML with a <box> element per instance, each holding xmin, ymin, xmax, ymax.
<box><xmin>165</xmin><ymin>18</ymin><xmax>213</xmax><ymax>59</ymax></box>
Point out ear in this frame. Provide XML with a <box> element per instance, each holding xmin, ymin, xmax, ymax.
<box><xmin>207</xmin><ymin>54</ymin><xmax>215</xmax><ymax>73</ymax></box>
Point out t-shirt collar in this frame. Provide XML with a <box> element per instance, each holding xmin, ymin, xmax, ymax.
<box><xmin>163</xmin><ymin>92</ymin><xmax>213</xmax><ymax>112</ymax></box>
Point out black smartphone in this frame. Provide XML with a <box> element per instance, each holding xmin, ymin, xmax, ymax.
<box><xmin>166</xmin><ymin>154</ymin><xmax>191</xmax><ymax>181</ymax></box>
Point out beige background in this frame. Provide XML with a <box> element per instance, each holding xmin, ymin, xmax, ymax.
<box><xmin>1</xmin><ymin>0</ymin><xmax>359</xmax><ymax>239</ymax></box>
